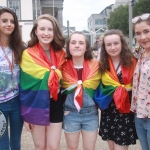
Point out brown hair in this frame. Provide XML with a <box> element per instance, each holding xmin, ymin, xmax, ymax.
<box><xmin>28</xmin><ymin>14</ymin><xmax>65</xmax><ymax>51</ymax></box>
<box><xmin>66</xmin><ymin>31</ymin><xmax>93</xmax><ymax>60</ymax></box>
<box><xmin>133</xmin><ymin>14</ymin><xmax>150</xmax><ymax>30</ymax></box>
<box><xmin>0</xmin><ymin>8</ymin><xmax>23</xmax><ymax>64</ymax></box>
<box><xmin>100</xmin><ymin>29</ymin><xmax>134</xmax><ymax>73</ymax></box>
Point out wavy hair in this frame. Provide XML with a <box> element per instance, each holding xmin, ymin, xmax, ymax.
<box><xmin>100</xmin><ymin>29</ymin><xmax>134</xmax><ymax>73</ymax></box>
<box><xmin>28</xmin><ymin>14</ymin><xmax>65</xmax><ymax>51</ymax></box>
<box><xmin>0</xmin><ymin>8</ymin><xmax>23</xmax><ymax>64</ymax></box>
<box><xmin>66</xmin><ymin>31</ymin><xmax>93</xmax><ymax>60</ymax></box>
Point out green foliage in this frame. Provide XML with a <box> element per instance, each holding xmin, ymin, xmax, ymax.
<box><xmin>107</xmin><ymin>5</ymin><xmax>129</xmax><ymax>35</ymax></box>
<box><xmin>133</xmin><ymin>0</ymin><xmax>150</xmax><ymax>17</ymax></box>
<box><xmin>107</xmin><ymin>0</ymin><xmax>150</xmax><ymax>35</ymax></box>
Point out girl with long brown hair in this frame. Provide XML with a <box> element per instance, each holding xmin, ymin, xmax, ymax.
<box><xmin>0</xmin><ymin>7</ymin><xmax>24</xmax><ymax>150</ymax></box>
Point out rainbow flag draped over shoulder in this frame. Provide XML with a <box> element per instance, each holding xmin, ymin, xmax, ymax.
<box><xmin>61</xmin><ymin>59</ymin><xmax>101</xmax><ymax>112</ymax></box>
<box><xmin>94</xmin><ymin>57</ymin><xmax>136</xmax><ymax>113</ymax></box>
<box><xmin>20</xmin><ymin>43</ymin><xmax>65</xmax><ymax>125</ymax></box>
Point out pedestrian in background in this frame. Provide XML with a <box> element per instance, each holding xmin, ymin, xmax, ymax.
<box><xmin>94</xmin><ymin>29</ymin><xmax>138</xmax><ymax>150</ymax></box>
<box><xmin>92</xmin><ymin>40</ymin><xmax>99</xmax><ymax>59</ymax></box>
<box><xmin>97</xmin><ymin>34</ymin><xmax>104</xmax><ymax>60</ymax></box>
<box><xmin>61</xmin><ymin>31</ymin><xmax>101</xmax><ymax>150</ymax></box>
<box><xmin>132</xmin><ymin>42</ymin><xmax>143</xmax><ymax>59</ymax></box>
<box><xmin>131</xmin><ymin>13</ymin><xmax>150</xmax><ymax>150</ymax></box>
<box><xmin>0</xmin><ymin>7</ymin><xmax>24</xmax><ymax>150</ymax></box>
<box><xmin>20</xmin><ymin>14</ymin><xmax>66</xmax><ymax>150</ymax></box>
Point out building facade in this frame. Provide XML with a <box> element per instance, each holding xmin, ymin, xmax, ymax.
<box><xmin>87</xmin><ymin>0</ymin><xmax>135</xmax><ymax>33</ymax></box>
<box><xmin>87</xmin><ymin>4</ymin><xmax>113</xmax><ymax>32</ymax></box>
<box><xmin>0</xmin><ymin>0</ymin><xmax>64</xmax><ymax>42</ymax></box>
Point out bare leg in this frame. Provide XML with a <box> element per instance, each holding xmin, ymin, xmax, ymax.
<box><xmin>82</xmin><ymin>130</ymin><xmax>98</xmax><ymax>150</ymax></box>
<box><xmin>65</xmin><ymin>131</ymin><xmax>80</xmax><ymax>150</ymax></box>
<box><xmin>31</xmin><ymin>125</ymin><xmax>46</xmax><ymax>150</ymax></box>
<box><xmin>46</xmin><ymin>122</ymin><xmax>62</xmax><ymax>150</ymax></box>
<box><xmin>107</xmin><ymin>140</ymin><xmax>129</xmax><ymax>150</ymax></box>
<box><xmin>114</xmin><ymin>143</ymin><xmax>128</xmax><ymax>150</ymax></box>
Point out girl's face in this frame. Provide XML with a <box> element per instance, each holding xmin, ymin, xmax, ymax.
<box><xmin>0</xmin><ymin>12</ymin><xmax>15</xmax><ymax>37</ymax></box>
<box><xmin>69</xmin><ymin>33</ymin><xmax>87</xmax><ymax>58</ymax></box>
<box><xmin>134</xmin><ymin>21</ymin><xmax>150</xmax><ymax>50</ymax></box>
<box><xmin>104</xmin><ymin>34</ymin><xmax>122</xmax><ymax>59</ymax></box>
<box><xmin>35</xmin><ymin>19</ymin><xmax>54</xmax><ymax>48</ymax></box>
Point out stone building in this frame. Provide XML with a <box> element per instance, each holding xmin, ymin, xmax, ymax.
<box><xmin>0</xmin><ymin>0</ymin><xmax>64</xmax><ymax>42</ymax></box>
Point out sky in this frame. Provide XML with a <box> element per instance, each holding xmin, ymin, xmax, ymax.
<box><xmin>63</xmin><ymin>0</ymin><xmax>116</xmax><ymax>31</ymax></box>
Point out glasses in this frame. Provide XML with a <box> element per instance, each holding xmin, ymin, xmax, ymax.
<box><xmin>132</xmin><ymin>13</ymin><xmax>150</xmax><ymax>24</ymax></box>
<box><xmin>0</xmin><ymin>6</ymin><xmax>15</xmax><ymax>12</ymax></box>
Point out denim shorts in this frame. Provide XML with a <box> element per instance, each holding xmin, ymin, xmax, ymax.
<box><xmin>63</xmin><ymin>107</ymin><xmax>99</xmax><ymax>133</ymax></box>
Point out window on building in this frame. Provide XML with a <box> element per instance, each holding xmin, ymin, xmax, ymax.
<box><xmin>95</xmin><ymin>19</ymin><xmax>103</xmax><ymax>25</ymax></box>
<box><xmin>90</xmin><ymin>20</ymin><xmax>92</xmax><ymax>26</ymax></box>
<box><xmin>103</xmin><ymin>18</ymin><xmax>106</xmax><ymax>25</ymax></box>
<box><xmin>8</xmin><ymin>0</ymin><xmax>20</xmax><ymax>20</ymax></box>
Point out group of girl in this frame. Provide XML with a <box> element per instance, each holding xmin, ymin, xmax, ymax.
<box><xmin>0</xmin><ymin>7</ymin><xmax>150</xmax><ymax>150</ymax></box>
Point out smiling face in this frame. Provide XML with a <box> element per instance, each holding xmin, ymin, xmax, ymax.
<box><xmin>0</xmin><ymin>12</ymin><xmax>15</xmax><ymax>37</ymax></box>
<box><xmin>104</xmin><ymin>34</ymin><xmax>122</xmax><ymax>59</ymax></box>
<box><xmin>69</xmin><ymin>33</ymin><xmax>87</xmax><ymax>59</ymax></box>
<box><xmin>134</xmin><ymin>21</ymin><xmax>150</xmax><ymax>51</ymax></box>
<box><xmin>35</xmin><ymin>19</ymin><xmax>54</xmax><ymax>49</ymax></box>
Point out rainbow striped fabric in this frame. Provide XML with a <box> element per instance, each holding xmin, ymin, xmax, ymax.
<box><xmin>61</xmin><ymin>59</ymin><xmax>101</xmax><ymax>112</ymax></box>
<box><xmin>20</xmin><ymin>43</ymin><xmax>65</xmax><ymax>125</ymax></box>
<box><xmin>94</xmin><ymin>57</ymin><xmax>136</xmax><ymax>113</ymax></box>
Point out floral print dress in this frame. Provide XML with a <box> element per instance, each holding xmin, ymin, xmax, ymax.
<box><xmin>99</xmin><ymin>71</ymin><xmax>138</xmax><ymax>146</ymax></box>
<box><xmin>131</xmin><ymin>51</ymin><xmax>150</xmax><ymax>118</ymax></box>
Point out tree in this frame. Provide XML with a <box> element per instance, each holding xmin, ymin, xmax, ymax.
<box><xmin>133</xmin><ymin>0</ymin><xmax>150</xmax><ymax>17</ymax></box>
<box><xmin>107</xmin><ymin>0</ymin><xmax>150</xmax><ymax>36</ymax></box>
<box><xmin>107</xmin><ymin>5</ymin><xmax>129</xmax><ymax>35</ymax></box>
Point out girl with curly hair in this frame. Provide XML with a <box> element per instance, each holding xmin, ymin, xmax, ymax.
<box><xmin>94</xmin><ymin>29</ymin><xmax>138</xmax><ymax>150</ymax></box>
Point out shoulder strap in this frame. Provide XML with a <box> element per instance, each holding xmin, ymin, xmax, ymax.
<box><xmin>115</xmin><ymin>62</ymin><xmax>121</xmax><ymax>73</ymax></box>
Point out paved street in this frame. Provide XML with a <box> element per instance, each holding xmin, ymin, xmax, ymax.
<box><xmin>21</xmin><ymin>127</ymin><xmax>142</xmax><ymax>150</ymax></box>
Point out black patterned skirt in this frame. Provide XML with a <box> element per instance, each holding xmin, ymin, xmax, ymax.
<box><xmin>99</xmin><ymin>101</ymin><xmax>138</xmax><ymax>146</ymax></box>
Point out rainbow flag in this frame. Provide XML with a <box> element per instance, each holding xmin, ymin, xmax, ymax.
<box><xmin>94</xmin><ymin>57</ymin><xmax>136</xmax><ymax>113</ymax></box>
<box><xmin>20</xmin><ymin>43</ymin><xmax>65</xmax><ymax>125</ymax></box>
<box><xmin>61</xmin><ymin>59</ymin><xmax>101</xmax><ymax>112</ymax></box>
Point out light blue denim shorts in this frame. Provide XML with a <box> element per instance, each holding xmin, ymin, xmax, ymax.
<box><xmin>63</xmin><ymin>107</ymin><xmax>99</xmax><ymax>133</ymax></box>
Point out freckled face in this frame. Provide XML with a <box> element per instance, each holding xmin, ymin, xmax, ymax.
<box><xmin>69</xmin><ymin>33</ymin><xmax>87</xmax><ymax>59</ymax></box>
<box><xmin>35</xmin><ymin>19</ymin><xmax>54</xmax><ymax>48</ymax></box>
<box><xmin>104</xmin><ymin>34</ymin><xmax>122</xmax><ymax>59</ymax></box>
<box><xmin>0</xmin><ymin>12</ymin><xmax>15</xmax><ymax>37</ymax></box>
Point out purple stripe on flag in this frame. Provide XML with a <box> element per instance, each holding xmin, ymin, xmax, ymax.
<box><xmin>21</xmin><ymin>106</ymin><xmax>50</xmax><ymax>126</ymax></box>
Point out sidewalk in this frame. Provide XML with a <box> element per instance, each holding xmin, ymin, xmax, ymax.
<box><xmin>21</xmin><ymin>127</ymin><xmax>142</xmax><ymax>150</ymax></box>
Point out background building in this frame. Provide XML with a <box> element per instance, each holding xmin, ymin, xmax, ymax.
<box><xmin>87</xmin><ymin>4</ymin><xmax>113</xmax><ymax>32</ymax></box>
<box><xmin>0</xmin><ymin>0</ymin><xmax>64</xmax><ymax>42</ymax></box>
<box><xmin>87</xmin><ymin>0</ymin><xmax>135</xmax><ymax>46</ymax></box>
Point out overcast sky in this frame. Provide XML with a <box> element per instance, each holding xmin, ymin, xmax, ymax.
<box><xmin>63</xmin><ymin>0</ymin><xmax>116</xmax><ymax>31</ymax></box>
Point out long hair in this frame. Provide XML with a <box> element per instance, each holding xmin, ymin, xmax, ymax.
<box><xmin>66</xmin><ymin>31</ymin><xmax>93</xmax><ymax>60</ymax></box>
<box><xmin>28</xmin><ymin>14</ymin><xmax>65</xmax><ymax>51</ymax></box>
<box><xmin>0</xmin><ymin>8</ymin><xmax>23</xmax><ymax>64</ymax></box>
<box><xmin>100</xmin><ymin>29</ymin><xmax>134</xmax><ymax>73</ymax></box>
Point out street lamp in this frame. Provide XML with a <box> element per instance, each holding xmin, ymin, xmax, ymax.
<box><xmin>128</xmin><ymin>0</ymin><xmax>133</xmax><ymax>50</ymax></box>
<box><xmin>103</xmin><ymin>18</ymin><xmax>106</xmax><ymax>31</ymax></box>
<box><xmin>53</xmin><ymin>0</ymin><xmax>54</xmax><ymax>17</ymax></box>
<box><xmin>35</xmin><ymin>0</ymin><xmax>37</xmax><ymax>19</ymax></box>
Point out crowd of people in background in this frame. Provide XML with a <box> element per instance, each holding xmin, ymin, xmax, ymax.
<box><xmin>0</xmin><ymin>6</ymin><xmax>150</xmax><ymax>150</ymax></box>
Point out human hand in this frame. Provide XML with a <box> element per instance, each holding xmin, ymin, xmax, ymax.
<box><xmin>24</xmin><ymin>121</ymin><xmax>34</xmax><ymax>132</ymax></box>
